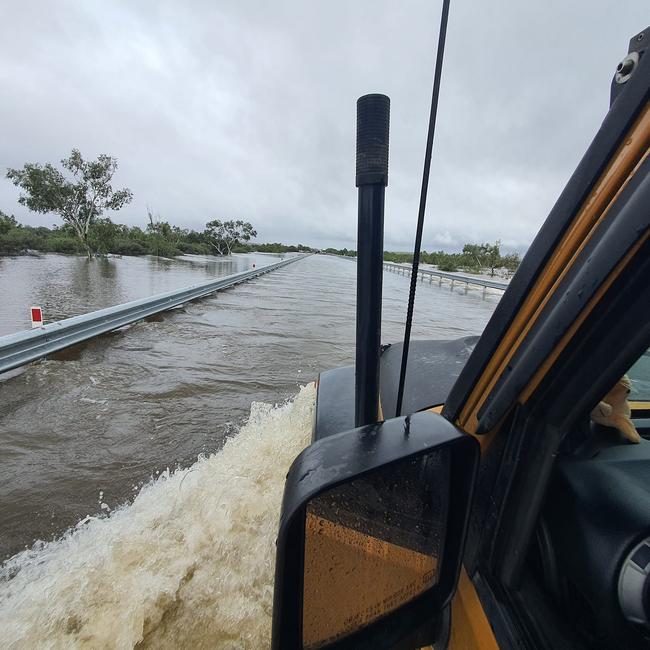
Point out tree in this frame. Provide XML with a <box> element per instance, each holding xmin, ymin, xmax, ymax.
<box><xmin>146</xmin><ymin>207</ymin><xmax>182</xmax><ymax>257</ymax></box>
<box><xmin>462</xmin><ymin>240</ymin><xmax>502</xmax><ymax>276</ymax></box>
<box><xmin>89</xmin><ymin>218</ymin><xmax>122</xmax><ymax>255</ymax></box>
<box><xmin>437</xmin><ymin>252</ymin><xmax>459</xmax><ymax>272</ymax></box>
<box><xmin>0</xmin><ymin>211</ymin><xmax>17</xmax><ymax>235</ymax></box>
<box><xmin>481</xmin><ymin>240</ymin><xmax>502</xmax><ymax>277</ymax></box>
<box><xmin>501</xmin><ymin>252</ymin><xmax>521</xmax><ymax>274</ymax></box>
<box><xmin>6</xmin><ymin>149</ymin><xmax>132</xmax><ymax>258</ymax></box>
<box><xmin>204</xmin><ymin>219</ymin><xmax>257</xmax><ymax>255</ymax></box>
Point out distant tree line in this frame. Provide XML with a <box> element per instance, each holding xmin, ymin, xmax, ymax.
<box><xmin>1</xmin><ymin>208</ymin><xmax>519</xmax><ymax>274</ymax></box>
<box><xmin>2</xmin><ymin>150</ymin><xmax>518</xmax><ymax>272</ymax></box>
<box><xmin>326</xmin><ymin>241</ymin><xmax>521</xmax><ymax>276</ymax></box>
<box><xmin>0</xmin><ymin>211</ymin><xmax>315</xmax><ymax>258</ymax></box>
<box><xmin>323</xmin><ymin>247</ymin><xmax>357</xmax><ymax>258</ymax></box>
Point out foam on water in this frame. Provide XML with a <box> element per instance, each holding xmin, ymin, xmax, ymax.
<box><xmin>0</xmin><ymin>383</ymin><xmax>316</xmax><ymax>649</ymax></box>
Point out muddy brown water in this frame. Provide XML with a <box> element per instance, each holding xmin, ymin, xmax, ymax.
<box><xmin>0</xmin><ymin>252</ymin><xmax>499</xmax><ymax>561</ymax></box>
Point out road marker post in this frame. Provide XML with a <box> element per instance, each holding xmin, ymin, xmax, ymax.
<box><xmin>31</xmin><ymin>306</ymin><xmax>43</xmax><ymax>328</ymax></box>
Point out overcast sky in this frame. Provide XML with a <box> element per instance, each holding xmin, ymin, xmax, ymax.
<box><xmin>0</xmin><ymin>1</ymin><xmax>647</xmax><ymax>252</ymax></box>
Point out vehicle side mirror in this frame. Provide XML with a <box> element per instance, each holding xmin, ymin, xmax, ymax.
<box><xmin>272</xmin><ymin>411</ymin><xmax>479</xmax><ymax>649</ymax></box>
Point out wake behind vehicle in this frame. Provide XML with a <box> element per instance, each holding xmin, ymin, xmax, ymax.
<box><xmin>271</xmin><ymin>25</ymin><xmax>650</xmax><ymax>650</ymax></box>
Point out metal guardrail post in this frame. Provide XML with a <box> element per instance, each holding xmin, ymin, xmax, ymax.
<box><xmin>381</xmin><ymin>261</ymin><xmax>508</xmax><ymax>291</ymax></box>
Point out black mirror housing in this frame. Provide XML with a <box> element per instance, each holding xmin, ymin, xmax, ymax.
<box><xmin>272</xmin><ymin>411</ymin><xmax>479</xmax><ymax>650</ymax></box>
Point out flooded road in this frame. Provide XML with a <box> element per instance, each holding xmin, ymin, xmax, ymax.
<box><xmin>0</xmin><ymin>252</ymin><xmax>499</xmax><ymax>647</ymax></box>
<box><xmin>0</xmin><ymin>252</ymin><xmax>284</xmax><ymax>336</ymax></box>
<box><xmin>0</xmin><ymin>252</ymin><xmax>498</xmax><ymax>559</ymax></box>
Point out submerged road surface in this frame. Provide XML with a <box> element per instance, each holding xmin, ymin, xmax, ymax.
<box><xmin>0</xmin><ymin>253</ymin><xmax>499</xmax><ymax>559</ymax></box>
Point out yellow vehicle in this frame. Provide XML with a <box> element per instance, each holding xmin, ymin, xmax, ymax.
<box><xmin>271</xmin><ymin>25</ymin><xmax>650</xmax><ymax>650</ymax></box>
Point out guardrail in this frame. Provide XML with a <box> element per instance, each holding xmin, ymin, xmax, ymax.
<box><xmin>0</xmin><ymin>255</ymin><xmax>307</xmax><ymax>374</ymax></box>
<box><xmin>383</xmin><ymin>261</ymin><xmax>508</xmax><ymax>292</ymax></box>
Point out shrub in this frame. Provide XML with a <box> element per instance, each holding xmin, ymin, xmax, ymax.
<box><xmin>177</xmin><ymin>241</ymin><xmax>211</xmax><ymax>255</ymax></box>
<box><xmin>148</xmin><ymin>238</ymin><xmax>181</xmax><ymax>258</ymax></box>
<box><xmin>0</xmin><ymin>213</ymin><xmax>18</xmax><ymax>235</ymax></box>
<box><xmin>47</xmin><ymin>237</ymin><xmax>84</xmax><ymax>254</ymax></box>
<box><xmin>0</xmin><ymin>228</ymin><xmax>41</xmax><ymax>252</ymax></box>
<box><xmin>111</xmin><ymin>239</ymin><xmax>148</xmax><ymax>256</ymax></box>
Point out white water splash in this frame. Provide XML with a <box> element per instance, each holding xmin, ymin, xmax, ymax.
<box><xmin>0</xmin><ymin>383</ymin><xmax>316</xmax><ymax>649</ymax></box>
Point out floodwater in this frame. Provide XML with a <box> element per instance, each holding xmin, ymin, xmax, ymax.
<box><xmin>0</xmin><ymin>252</ymin><xmax>499</xmax><ymax>647</ymax></box>
<box><xmin>0</xmin><ymin>253</ymin><xmax>285</xmax><ymax>336</ymax></box>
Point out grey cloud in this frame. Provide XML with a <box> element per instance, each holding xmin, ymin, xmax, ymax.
<box><xmin>0</xmin><ymin>0</ymin><xmax>647</xmax><ymax>252</ymax></box>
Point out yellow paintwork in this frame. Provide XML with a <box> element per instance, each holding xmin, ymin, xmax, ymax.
<box><xmin>457</xmin><ymin>103</ymin><xmax>650</xmax><ymax>437</ymax></box>
<box><xmin>448</xmin><ymin>568</ymin><xmax>500</xmax><ymax>650</ymax></box>
<box><xmin>520</xmin><ymin>231</ymin><xmax>649</xmax><ymax>402</ymax></box>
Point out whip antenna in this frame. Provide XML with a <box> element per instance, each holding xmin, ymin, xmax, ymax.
<box><xmin>395</xmin><ymin>0</ymin><xmax>451</xmax><ymax>417</ymax></box>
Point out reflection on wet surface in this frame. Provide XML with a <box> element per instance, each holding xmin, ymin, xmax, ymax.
<box><xmin>0</xmin><ymin>253</ymin><xmax>281</xmax><ymax>335</ymax></box>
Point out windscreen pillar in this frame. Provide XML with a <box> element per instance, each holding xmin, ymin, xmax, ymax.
<box><xmin>355</xmin><ymin>94</ymin><xmax>390</xmax><ymax>427</ymax></box>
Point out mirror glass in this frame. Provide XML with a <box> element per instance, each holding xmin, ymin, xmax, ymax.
<box><xmin>302</xmin><ymin>447</ymin><xmax>451</xmax><ymax>648</ymax></box>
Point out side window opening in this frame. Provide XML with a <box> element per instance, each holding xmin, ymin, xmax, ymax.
<box><xmin>628</xmin><ymin>348</ymin><xmax>650</xmax><ymax>404</ymax></box>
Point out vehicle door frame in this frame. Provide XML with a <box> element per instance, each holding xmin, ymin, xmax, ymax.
<box><xmin>442</xmin><ymin>38</ymin><xmax>650</xmax><ymax>649</ymax></box>
<box><xmin>463</xmin><ymin>237</ymin><xmax>650</xmax><ymax>648</ymax></box>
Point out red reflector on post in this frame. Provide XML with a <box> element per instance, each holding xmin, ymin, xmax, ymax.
<box><xmin>31</xmin><ymin>306</ymin><xmax>43</xmax><ymax>328</ymax></box>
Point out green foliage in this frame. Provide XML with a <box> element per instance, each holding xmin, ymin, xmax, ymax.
<box><xmin>88</xmin><ymin>218</ymin><xmax>121</xmax><ymax>255</ymax></box>
<box><xmin>112</xmin><ymin>239</ymin><xmax>148</xmax><ymax>256</ymax></box>
<box><xmin>47</xmin><ymin>236</ymin><xmax>84</xmax><ymax>254</ymax></box>
<box><xmin>0</xmin><ymin>227</ymin><xmax>42</xmax><ymax>253</ymax></box>
<box><xmin>1</xmin><ymin>210</ymin><xmax>521</xmax><ymax>276</ymax></box>
<box><xmin>382</xmin><ymin>241</ymin><xmax>521</xmax><ymax>275</ymax></box>
<box><xmin>245</xmin><ymin>242</ymin><xmax>315</xmax><ymax>253</ymax></box>
<box><xmin>2</xmin><ymin>198</ymin><xmax>520</xmax><ymax>275</ymax></box>
<box><xmin>204</xmin><ymin>219</ymin><xmax>257</xmax><ymax>255</ymax></box>
<box><xmin>324</xmin><ymin>247</ymin><xmax>357</xmax><ymax>257</ymax></box>
<box><xmin>462</xmin><ymin>241</ymin><xmax>502</xmax><ymax>276</ymax></box>
<box><xmin>0</xmin><ymin>214</ymin><xmax>216</xmax><ymax>258</ymax></box>
<box><xmin>177</xmin><ymin>241</ymin><xmax>210</xmax><ymax>255</ymax></box>
<box><xmin>501</xmin><ymin>252</ymin><xmax>521</xmax><ymax>272</ymax></box>
<box><xmin>436</xmin><ymin>253</ymin><xmax>459</xmax><ymax>272</ymax></box>
<box><xmin>6</xmin><ymin>149</ymin><xmax>132</xmax><ymax>258</ymax></box>
<box><xmin>383</xmin><ymin>251</ymin><xmax>412</xmax><ymax>263</ymax></box>
<box><xmin>0</xmin><ymin>211</ymin><xmax>17</xmax><ymax>235</ymax></box>
<box><xmin>328</xmin><ymin>241</ymin><xmax>520</xmax><ymax>275</ymax></box>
